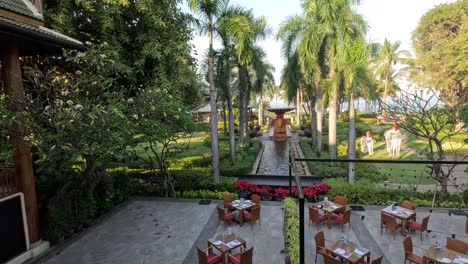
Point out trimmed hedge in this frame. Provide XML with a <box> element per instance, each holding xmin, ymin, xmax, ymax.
<box><xmin>325</xmin><ymin>178</ymin><xmax>467</xmax><ymax>208</ymax></box>
<box><xmin>284</xmin><ymin>197</ymin><xmax>299</xmax><ymax>264</ymax></box>
<box><xmin>174</xmin><ymin>190</ymin><xmax>238</xmax><ymax>200</ymax></box>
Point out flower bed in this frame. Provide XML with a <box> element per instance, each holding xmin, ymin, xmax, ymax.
<box><xmin>233</xmin><ymin>180</ymin><xmax>330</xmax><ymax>201</ymax></box>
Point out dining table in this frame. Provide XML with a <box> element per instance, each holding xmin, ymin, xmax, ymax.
<box><xmin>423</xmin><ymin>245</ymin><xmax>468</xmax><ymax>263</ymax></box>
<box><xmin>311</xmin><ymin>200</ymin><xmax>344</xmax><ymax>229</ymax></box>
<box><xmin>327</xmin><ymin>239</ymin><xmax>371</xmax><ymax>264</ymax></box>
<box><xmin>381</xmin><ymin>205</ymin><xmax>416</xmax><ymax>236</ymax></box>
<box><xmin>229</xmin><ymin>199</ymin><xmax>256</xmax><ymax>226</ymax></box>
<box><xmin>207</xmin><ymin>232</ymin><xmax>247</xmax><ymax>264</ymax></box>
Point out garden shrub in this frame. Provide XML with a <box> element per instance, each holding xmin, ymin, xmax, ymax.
<box><xmin>358</xmin><ymin>113</ymin><xmax>377</xmax><ymax>118</ymax></box>
<box><xmin>174</xmin><ymin>190</ymin><xmax>238</xmax><ymax>200</ymax></box>
<box><xmin>325</xmin><ymin>178</ymin><xmax>467</xmax><ymax>207</ymax></box>
<box><xmin>193</xmin><ymin>122</ymin><xmax>211</xmax><ymax>132</ymax></box>
<box><xmin>283</xmin><ymin>197</ymin><xmax>299</xmax><ymax>264</ymax></box>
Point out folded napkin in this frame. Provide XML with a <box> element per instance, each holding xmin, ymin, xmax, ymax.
<box><xmin>454</xmin><ymin>257</ymin><xmax>468</xmax><ymax>264</ymax></box>
<box><xmin>213</xmin><ymin>240</ymin><xmax>224</xmax><ymax>246</ymax></box>
<box><xmin>354</xmin><ymin>249</ymin><xmax>365</xmax><ymax>256</ymax></box>
<box><xmin>226</xmin><ymin>240</ymin><xmax>241</xmax><ymax>248</ymax></box>
<box><xmin>334</xmin><ymin>248</ymin><xmax>346</xmax><ymax>255</ymax></box>
<box><xmin>331</xmin><ymin>205</ymin><xmax>339</xmax><ymax>209</ymax></box>
<box><xmin>437</xmin><ymin>257</ymin><xmax>452</xmax><ymax>263</ymax></box>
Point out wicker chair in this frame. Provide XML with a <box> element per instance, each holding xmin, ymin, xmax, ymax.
<box><xmin>223</xmin><ymin>194</ymin><xmax>234</xmax><ymax>212</ymax></box>
<box><xmin>402</xmin><ymin>236</ymin><xmax>423</xmax><ymax>264</ymax></box>
<box><xmin>244</xmin><ymin>205</ymin><xmax>261</xmax><ymax>228</ymax></box>
<box><xmin>251</xmin><ymin>194</ymin><xmax>261</xmax><ymax>205</ymax></box>
<box><xmin>401</xmin><ymin>200</ymin><xmax>417</xmax><ymax>220</ymax></box>
<box><xmin>228</xmin><ymin>246</ymin><xmax>253</xmax><ymax>264</ymax></box>
<box><xmin>334</xmin><ymin>196</ymin><xmax>347</xmax><ymax>213</ymax></box>
<box><xmin>323</xmin><ymin>252</ymin><xmax>341</xmax><ymax>264</ymax></box>
<box><xmin>332</xmin><ymin>209</ymin><xmax>351</xmax><ymax>232</ymax></box>
<box><xmin>217</xmin><ymin>207</ymin><xmax>235</xmax><ymax>228</ymax></box>
<box><xmin>446</xmin><ymin>237</ymin><xmax>468</xmax><ymax>255</ymax></box>
<box><xmin>381</xmin><ymin>212</ymin><xmax>402</xmax><ymax>239</ymax></box>
<box><xmin>407</xmin><ymin>215</ymin><xmax>430</xmax><ymax>241</ymax></box>
<box><xmin>197</xmin><ymin>246</ymin><xmax>222</xmax><ymax>264</ymax></box>
<box><xmin>309</xmin><ymin>206</ymin><xmax>327</xmax><ymax>229</ymax></box>
<box><xmin>314</xmin><ymin>230</ymin><xmax>327</xmax><ymax>263</ymax></box>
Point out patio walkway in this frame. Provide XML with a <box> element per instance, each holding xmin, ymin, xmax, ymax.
<box><xmin>36</xmin><ymin>198</ymin><xmax>468</xmax><ymax>264</ymax></box>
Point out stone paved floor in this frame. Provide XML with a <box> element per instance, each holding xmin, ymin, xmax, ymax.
<box><xmin>40</xmin><ymin>198</ymin><xmax>468</xmax><ymax>264</ymax></box>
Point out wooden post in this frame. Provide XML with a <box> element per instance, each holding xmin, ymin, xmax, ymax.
<box><xmin>1</xmin><ymin>38</ymin><xmax>40</xmax><ymax>243</ymax></box>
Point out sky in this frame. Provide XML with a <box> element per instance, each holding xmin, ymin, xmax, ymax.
<box><xmin>185</xmin><ymin>0</ymin><xmax>457</xmax><ymax>85</ymax></box>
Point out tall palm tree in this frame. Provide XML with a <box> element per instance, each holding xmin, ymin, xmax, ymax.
<box><xmin>190</xmin><ymin>0</ymin><xmax>259</xmax><ymax>177</ymax></box>
<box><xmin>373</xmin><ymin>39</ymin><xmax>411</xmax><ymax>114</ymax></box>
<box><xmin>216</xmin><ymin>3</ymin><xmax>257</xmax><ymax>162</ymax></box>
<box><xmin>250</xmin><ymin>50</ymin><xmax>275</xmax><ymax>128</ymax></box>
<box><xmin>232</xmin><ymin>16</ymin><xmax>269</xmax><ymax>146</ymax></box>
<box><xmin>336</xmin><ymin>38</ymin><xmax>376</xmax><ymax>183</ymax></box>
<box><xmin>189</xmin><ymin>0</ymin><xmax>223</xmax><ymax>182</ymax></box>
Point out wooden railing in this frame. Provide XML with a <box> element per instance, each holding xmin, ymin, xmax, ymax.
<box><xmin>0</xmin><ymin>166</ymin><xmax>17</xmax><ymax>198</ymax></box>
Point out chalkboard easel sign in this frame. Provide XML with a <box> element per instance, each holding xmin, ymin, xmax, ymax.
<box><xmin>0</xmin><ymin>193</ymin><xmax>30</xmax><ymax>263</ymax></box>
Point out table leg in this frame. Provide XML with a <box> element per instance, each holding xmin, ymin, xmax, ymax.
<box><xmin>402</xmin><ymin>219</ymin><xmax>407</xmax><ymax>236</ymax></box>
<box><xmin>327</xmin><ymin>212</ymin><xmax>332</xmax><ymax>229</ymax></box>
<box><xmin>240</xmin><ymin>210</ymin><xmax>244</xmax><ymax>226</ymax></box>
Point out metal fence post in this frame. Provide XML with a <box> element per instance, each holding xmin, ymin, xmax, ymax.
<box><xmin>289</xmin><ymin>151</ymin><xmax>292</xmax><ymax>196</ymax></box>
<box><xmin>299</xmin><ymin>196</ymin><xmax>305</xmax><ymax>264</ymax></box>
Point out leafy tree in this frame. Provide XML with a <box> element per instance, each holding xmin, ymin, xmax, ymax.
<box><xmin>0</xmin><ymin>95</ymin><xmax>14</xmax><ymax>165</ymax></box>
<box><xmin>45</xmin><ymin>0</ymin><xmax>201</xmax><ymax>105</ymax></box>
<box><xmin>372</xmin><ymin>39</ymin><xmax>411</xmax><ymax>114</ymax></box>
<box><xmin>24</xmin><ymin>45</ymin><xmax>131</xmax><ymax>181</ymax></box>
<box><xmin>387</xmin><ymin>90</ymin><xmax>467</xmax><ymax>192</ymax></box>
<box><xmin>129</xmin><ymin>86</ymin><xmax>195</xmax><ymax>197</ymax></box>
<box><xmin>412</xmin><ymin>0</ymin><xmax>468</xmax><ymax>109</ymax></box>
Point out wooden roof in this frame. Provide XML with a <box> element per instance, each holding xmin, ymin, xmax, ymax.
<box><xmin>0</xmin><ymin>0</ymin><xmax>84</xmax><ymax>55</ymax></box>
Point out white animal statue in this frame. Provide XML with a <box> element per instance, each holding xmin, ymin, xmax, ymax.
<box><xmin>360</xmin><ymin>131</ymin><xmax>374</xmax><ymax>155</ymax></box>
<box><xmin>384</xmin><ymin>125</ymin><xmax>403</xmax><ymax>156</ymax></box>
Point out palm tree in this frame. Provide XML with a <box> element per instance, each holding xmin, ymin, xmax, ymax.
<box><xmin>250</xmin><ymin>50</ymin><xmax>275</xmax><ymax>128</ymax></box>
<box><xmin>190</xmin><ymin>0</ymin><xmax>259</xmax><ymax>177</ymax></box>
<box><xmin>278</xmin><ymin>0</ymin><xmax>366</xmax><ymax>161</ymax></box>
<box><xmin>189</xmin><ymin>0</ymin><xmax>223</xmax><ymax>182</ymax></box>
<box><xmin>336</xmin><ymin>38</ymin><xmax>376</xmax><ymax>183</ymax></box>
<box><xmin>373</xmin><ymin>39</ymin><xmax>411</xmax><ymax>114</ymax></box>
<box><xmin>216</xmin><ymin>3</ymin><xmax>257</xmax><ymax>162</ymax></box>
<box><xmin>232</xmin><ymin>16</ymin><xmax>269</xmax><ymax>147</ymax></box>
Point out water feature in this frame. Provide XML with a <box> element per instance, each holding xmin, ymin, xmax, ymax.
<box><xmin>255</xmin><ymin>140</ymin><xmax>290</xmax><ymax>175</ymax></box>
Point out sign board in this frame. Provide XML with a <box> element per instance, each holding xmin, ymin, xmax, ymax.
<box><xmin>0</xmin><ymin>193</ymin><xmax>29</xmax><ymax>263</ymax></box>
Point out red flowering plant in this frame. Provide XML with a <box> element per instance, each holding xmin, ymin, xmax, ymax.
<box><xmin>302</xmin><ymin>186</ymin><xmax>318</xmax><ymax>201</ymax></box>
<box><xmin>234</xmin><ymin>180</ymin><xmax>250</xmax><ymax>192</ymax></box>
<box><xmin>274</xmin><ymin>187</ymin><xmax>290</xmax><ymax>201</ymax></box>
<box><xmin>248</xmin><ymin>184</ymin><xmax>262</xmax><ymax>196</ymax></box>
<box><xmin>258</xmin><ymin>185</ymin><xmax>272</xmax><ymax>199</ymax></box>
<box><xmin>314</xmin><ymin>183</ymin><xmax>330</xmax><ymax>195</ymax></box>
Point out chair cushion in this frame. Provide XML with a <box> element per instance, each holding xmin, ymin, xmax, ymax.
<box><xmin>332</xmin><ymin>214</ymin><xmax>343</xmax><ymax>222</ymax></box>
<box><xmin>225</xmin><ymin>213</ymin><xmax>235</xmax><ymax>221</ymax></box>
<box><xmin>244</xmin><ymin>211</ymin><xmax>251</xmax><ymax>220</ymax></box>
<box><xmin>407</xmin><ymin>221</ymin><xmax>422</xmax><ymax>230</ymax></box>
<box><xmin>228</xmin><ymin>253</ymin><xmax>241</xmax><ymax>264</ymax></box>
<box><xmin>319</xmin><ymin>214</ymin><xmax>327</xmax><ymax>221</ymax></box>
<box><xmin>207</xmin><ymin>253</ymin><xmax>222</xmax><ymax>264</ymax></box>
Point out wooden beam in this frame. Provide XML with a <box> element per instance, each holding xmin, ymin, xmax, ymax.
<box><xmin>0</xmin><ymin>9</ymin><xmax>44</xmax><ymax>26</ymax></box>
<box><xmin>1</xmin><ymin>38</ymin><xmax>39</xmax><ymax>243</ymax></box>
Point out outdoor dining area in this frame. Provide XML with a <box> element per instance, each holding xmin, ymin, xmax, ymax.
<box><xmin>197</xmin><ymin>194</ymin><xmax>263</xmax><ymax>263</ymax></box>
<box><xmin>308</xmin><ymin>195</ymin><xmax>468</xmax><ymax>264</ymax></box>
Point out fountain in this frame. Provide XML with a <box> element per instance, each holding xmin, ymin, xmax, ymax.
<box><xmin>266</xmin><ymin>106</ymin><xmax>295</xmax><ymax>139</ymax></box>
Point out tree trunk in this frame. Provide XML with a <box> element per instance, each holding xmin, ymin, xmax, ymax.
<box><xmin>382</xmin><ymin>63</ymin><xmax>390</xmax><ymax>115</ymax></box>
<box><xmin>223</xmin><ymin>101</ymin><xmax>227</xmax><ymax>136</ymax></box>
<box><xmin>208</xmin><ymin>28</ymin><xmax>219</xmax><ymax>182</ymax></box>
<box><xmin>238</xmin><ymin>67</ymin><xmax>245</xmax><ymax>147</ymax></box>
<box><xmin>1</xmin><ymin>39</ymin><xmax>40</xmax><ymax>243</ymax></box>
<box><xmin>259</xmin><ymin>92</ymin><xmax>264</xmax><ymax>126</ymax></box>
<box><xmin>226</xmin><ymin>61</ymin><xmax>235</xmax><ymax>163</ymax></box>
<box><xmin>296</xmin><ymin>87</ymin><xmax>301</xmax><ymax>127</ymax></box>
<box><xmin>329</xmin><ymin>68</ymin><xmax>337</xmax><ymax>164</ymax></box>
<box><xmin>316</xmin><ymin>80</ymin><xmax>323</xmax><ymax>154</ymax></box>
<box><xmin>348</xmin><ymin>93</ymin><xmax>356</xmax><ymax>184</ymax></box>
<box><xmin>244</xmin><ymin>85</ymin><xmax>250</xmax><ymax>146</ymax></box>
<box><xmin>311</xmin><ymin>100</ymin><xmax>317</xmax><ymax>148</ymax></box>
